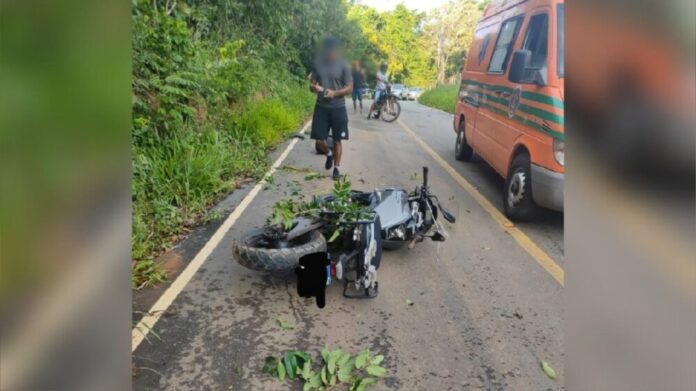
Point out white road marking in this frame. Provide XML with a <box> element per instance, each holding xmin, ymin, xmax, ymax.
<box><xmin>132</xmin><ymin>121</ymin><xmax>311</xmax><ymax>352</ymax></box>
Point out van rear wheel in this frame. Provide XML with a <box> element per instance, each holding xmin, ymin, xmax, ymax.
<box><xmin>503</xmin><ymin>153</ymin><xmax>540</xmax><ymax>221</ymax></box>
<box><xmin>455</xmin><ymin>122</ymin><xmax>473</xmax><ymax>161</ymax></box>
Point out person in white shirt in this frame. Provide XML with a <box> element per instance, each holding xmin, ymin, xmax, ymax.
<box><xmin>368</xmin><ymin>62</ymin><xmax>388</xmax><ymax>119</ymax></box>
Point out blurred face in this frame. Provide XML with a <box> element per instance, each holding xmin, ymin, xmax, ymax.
<box><xmin>325</xmin><ymin>47</ymin><xmax>339</xmax><ymax>62</ymax></box>
<box><xmin>353</xmin><ymin>61</ymin><xmax>361</xmax><ymax>70</ymax></box>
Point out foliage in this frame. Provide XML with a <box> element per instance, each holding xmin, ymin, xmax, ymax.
<box><xmin>418</xmin><ymin>84</ymin><xmax>459</xmax><ymax>113</ymax></box>
<box><xmin>348</xmin><ymin>4</ymin><xmax>433</xmax><ymax>86</ymax></box>
<box><xmin>320</xmin><ymin>176</ymin><xmax>372</xmax><ymax>242</ymax></box>
<box><xmin>131</xmin><ymin>0</ymin><xmax>336</xmax><ymax>287</ymax></box>
<box><xmin>266</xmin><ymin>176</ymin><xmax>370</xmax><ymax>242</ymax></box>
<box><xmin>347</xmin><ymin>0</ymin><xmax>483</xmax><ymax>87</ymax></box>
<box><xmin>541</xmin><ymin>360</ymin><xmax>558</xmax><ymax>380</ymax></box>
<box><xmin>422</xmin><ymin>0</ymin><xmax>483</xmax><ymax>84</ymax></box>
<box><xmin>263</xmin><ymin>347</ymin><xmax>386</xmax><ymax>390</ymax></box>
<box><xmin>276</xmin><ymin>317</ymin><xmax>296</xmax><ymax>330</ymax></box>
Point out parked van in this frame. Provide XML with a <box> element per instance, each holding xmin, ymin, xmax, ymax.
<box><xmin>453</xmin><ymin>0</ymin><xmax>564</xmax><ymax>220</ymax></box>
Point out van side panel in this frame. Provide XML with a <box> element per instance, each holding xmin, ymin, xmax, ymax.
<box><xmin>458</xmin><ymin>0</ymin><xmax>564</xmax><ymax>177</ymax></box>
<box><xmin>473</xmin><ymin>8</ymin><xmax>527</xmax><ymax>175</ymax></box>
<box><xmin>455</xmin><ymin>13</ymin><xmax>502</xmax><ymax>154</ymax></box>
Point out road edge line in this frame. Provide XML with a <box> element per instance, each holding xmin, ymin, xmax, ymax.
<box><xmin>132</xmin><ymin>120</ymin><xmax>311</xmax><ymax>352</ymax></box>
<box><xmin>396</xmin><ymin>118</ymin><xmax>564</xmax><ymax>286</ymax></box>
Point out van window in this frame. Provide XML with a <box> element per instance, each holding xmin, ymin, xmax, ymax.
<box><xmin>488</xmin><ymin>16</ymin><xmax>523</xmax><ymax>74</ymax></box>
<box><xmin>521</xmin><ymin>13</ymin><xmax>548</xmax><ymax>70</ymax></box>
<box><xmin>478</xmin><ymin>34</ymin><xmax>491</xmax><ymax>65</ymax></box>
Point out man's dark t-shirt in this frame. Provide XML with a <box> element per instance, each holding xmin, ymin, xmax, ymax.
<box><xmin>311</xmin><ymin>58</ymin><xmax>352</xmax><ymax>109</ymax></box>
<box><xmin>352</xmin><ymin>69</ymin><xmax>365</xmax><ymax>90</ymax></box>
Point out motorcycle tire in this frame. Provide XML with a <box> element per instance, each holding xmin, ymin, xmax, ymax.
<box><xmin>381</xmin><ymin>98</ymin><xmax>401</xmax><ymax>123</ymax></box>
<box><xmin>234</xmin><ymin>229</ymin><xmax>326</xmax><ymax>272</ymax></box>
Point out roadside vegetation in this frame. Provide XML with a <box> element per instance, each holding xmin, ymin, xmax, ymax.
<box><xmin>418</xmin><ymin>84</ymin><xmax>459</xmax><ymax>113</ymax></box>
<box><xmin>131</xmin><ymin>0</ymin><xmax>487</xmax><ymax>288</ymax></box>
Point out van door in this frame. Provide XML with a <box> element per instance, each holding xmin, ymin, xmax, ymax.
<box><xmin>473</xmin><ymin>14</ymin><xmax>525</xmax><ymax>175</ymax></box>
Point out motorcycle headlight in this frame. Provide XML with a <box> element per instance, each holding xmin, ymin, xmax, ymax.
<box><xmin>553</xmin><ymin>139</ymin><xmax>564</xmax><ymax>166</ymax></box>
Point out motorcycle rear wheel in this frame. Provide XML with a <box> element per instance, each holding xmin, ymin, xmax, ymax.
<box><xmin>234</xmin><ymin>229</ymin><xmax>326</xmax><ymax>272</ymax></box>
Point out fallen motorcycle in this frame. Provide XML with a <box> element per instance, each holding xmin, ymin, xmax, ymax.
<box><xmin>233</xmin><ymin>167</ymin><xmax>455</xmax><ymax>307</ymax></box>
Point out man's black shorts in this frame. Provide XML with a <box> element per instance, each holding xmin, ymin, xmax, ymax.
<box><xmin>311</xmin><ymin>105</ymin><xmax>349</xmax><ymax>141</ymax></box>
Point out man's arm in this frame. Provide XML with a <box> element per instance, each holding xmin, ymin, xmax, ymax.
<box><xmin>325</xmin><ymin>63</ymin><xmax>353</xmax><ymax>98</ymax></box>
<box><xmin>327</xmin><ymin>81</ymin><xmax>353</xmax><ymax>98</ymax></box>
<box><xmin>308</xmin><ymin>69</ymin><xmax>323</xmax><ymax>94</ymax></box>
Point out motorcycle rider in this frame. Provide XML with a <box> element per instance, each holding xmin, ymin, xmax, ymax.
<box><xmin>308</xmin><ymin>37</ymin><xmax>353</xmax><ymax>180</ymax></box>
<box><xmin>368</xmin><ymin>62</ymin><xmax>388</xmax><ymax>119</ymax></box>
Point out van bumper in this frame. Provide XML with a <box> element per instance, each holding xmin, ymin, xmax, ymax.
<box><xmin>531</xmin><ymin>164</ymin><xmax>564</xmax><ymax>212</ymax></box>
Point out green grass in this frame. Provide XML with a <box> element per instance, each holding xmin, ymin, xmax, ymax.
<box><xmin>418</xmin><ymin>84</ymin><xmax>458</xmax><ymax>113</ymax></box>
<box><xmin>131</xmin><ymin>84</ymin><xmax>314</xmax><ymax>289</ymax></box>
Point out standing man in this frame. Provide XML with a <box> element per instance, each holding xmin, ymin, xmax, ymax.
<box><xmin>368</xmin><ymin>62</ymin><xmax>388</xmax><ymax>119</ymax></box>
<box><xmin>309</xmin><ymin>37</ymin><xmax>353</xmax><ymax>180</ymax></box>
<box><xmin>351</xmin><ymin>60</ymin><xmax>366</xmax><ymax>114</ymax></box>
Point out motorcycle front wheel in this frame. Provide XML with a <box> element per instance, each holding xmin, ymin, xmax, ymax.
<box><xmin>234</xmin><ymin>229</ymin><xmax>326</xmax><ymax>272</ymax></box>
<box><xmin>381</xmin><ymin>98</ymin><xmax>401</xmax><ymax>122</ymax></box>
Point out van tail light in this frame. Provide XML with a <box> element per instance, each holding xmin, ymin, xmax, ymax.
<box><xmin>553</xmin><ymin>139</ymin><xmax>565</xmax><ymax>166</ymax></box>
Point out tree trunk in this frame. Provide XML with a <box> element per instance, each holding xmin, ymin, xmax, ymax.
<box><xmin>436</xmin><ymin>26</ymin><xmax>446</xmax><ymax>84</ymax></box>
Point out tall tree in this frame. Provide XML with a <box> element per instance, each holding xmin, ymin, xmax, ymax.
<box><xmin>423</xmin><ymin>0</ymin><xmax>482</xmax><ymax>84</ymax></box>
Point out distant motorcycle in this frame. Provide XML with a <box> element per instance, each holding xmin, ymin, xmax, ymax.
<box><xmin>233</xmin><ymin>167</ymin><xmax>455</xmax><ymax>307</ymax></box>
<box><xmin>368</xmin><ymin>85</ymin><xmax>401</xmax><ymax>122</ymax></box>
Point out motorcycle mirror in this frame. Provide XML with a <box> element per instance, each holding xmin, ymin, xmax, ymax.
<box><xmin>439</xmin><ymin>206</ymin><xmax>456</xmax><ymax>224</ymax></box>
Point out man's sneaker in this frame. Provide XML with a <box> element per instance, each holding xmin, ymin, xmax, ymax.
<box><xmin>332</xmin><ymin>168</ymin><xmax>340</xmax><ymax>180</ymax></box>
<box><xmin>324</xmin><ymin>153</ymin><xmax>333</xmax><ymax>170</ymax></box>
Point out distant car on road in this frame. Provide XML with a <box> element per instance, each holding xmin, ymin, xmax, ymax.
<box><xmin>406</xmin><ymin>87</ymin><xmax>423</xmax><ymax>100</ymax></box>
<box><xmin>391</xmin><ymin>84</ymin><xmax>406</xmax><ymax>100</ymax></box>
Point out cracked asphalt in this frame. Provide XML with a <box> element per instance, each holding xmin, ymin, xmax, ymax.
<box><xmin>132</xmin><ymin>100</ymin><xmax>564</xmax><ymax>390</ymax></box>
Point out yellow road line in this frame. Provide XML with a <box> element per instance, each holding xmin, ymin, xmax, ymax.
<box><xmin>397</xmin><ymin>118</ymin><xmax>565</xmax><ymax>286</ymax></box>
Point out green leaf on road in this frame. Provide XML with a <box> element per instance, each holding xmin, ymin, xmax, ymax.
<box><xmin>371</xmin><ymin>355</ymin><xmax>384</xmax><ymax>366</ymax></box>
<box><xmin>352</xmin><ymin>376</ymin><xmax>377</xmax><ymax>391</ymax></box>
<box><xmin>304</xmin><ymin>172</ymin><xmax>323</xmax><ymax>180</ymax></box>
<box><xmin>301</xmin><ymin>361</ymin><xmax>312</xmax><ymax>380</ymax></box>
<box><xmin>277</xmin><ymin>358</ymin><xmax>286</xmax><ymax>380</ymax></box>
<box><xmin>366</xmin><ymin>365</ymin><xmax>386</xmax><ymax>377</ymax></box>
<box><xmin>321</xmin><ymin>365</ymin><xmax>328</xmax><ymax>384</ymax></box>
<box><xmin>327</xmin><ymin>349</ymin><xmax>342</xmax><ymax>374</ymax></box>
<box><xmin>276</xmin><ymin>316</ymin><xmax>295</xmax><ymax>330</ymax></box>
<box><xmin>541</xmin><ymin>360</ymin><xmax>557</xmax><ymax>379</ymax></box>
<box><xmin>355</xmin><ymin>348</ymin><xmax>370</xmax><ymax>369</ymax></box>
<box><xmin>338</xmin><ymin>363</ymin><xmax>353</xmax><ymax>382</ymax></box>
<box><xmin>405</xmin><ymin>299</ymin><xmax>414</xmax><ymax>306</ymax></box>
<box><xmin>283</xmin><ymin>352</ymin><xmax>297</xmax><ymax>378</ymax></box>
<box><xmin>338</xmin><ymin>351</ymin><xmax>352</xmax><ymax>368</ymax></box>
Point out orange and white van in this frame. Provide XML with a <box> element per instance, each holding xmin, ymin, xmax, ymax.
<box><xmin>454</xmin><ymin>0</ymin><xmax>564</xmax><ymax>220</ymax></box>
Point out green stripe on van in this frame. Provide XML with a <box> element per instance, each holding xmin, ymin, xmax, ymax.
<box><xmin>521</xmin><ymin>91</ymin><xmax>564</xmax><ymax>108</ymax></box>
<box><xmin>518</xmin><ymin>103</ymin><xmax>564</xmax><ymax>125</ymax></box>
<box><xmin>458</xmin><ymin>90</ymin><xmax>565</xmax><ymax>141</ymax></box>
<box><xmin>469</xmin><ymin>90</ymin><xmax>564</xmax><ymax>126</ymax></box>
<box><xmin>479</xmin><ymin>102</ymin><xmax>565</xmax><ymax>141</ymax></box>
<box><xmin>461</xmin><ymin>79</ymin><xmax>564</xmax><ymax>108</ymax></box>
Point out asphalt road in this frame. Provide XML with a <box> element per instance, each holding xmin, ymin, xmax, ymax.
<box><xmin>132</xmin><ymin>100</ymin><xmax>564</xmax><ymax>390</ymax></box>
